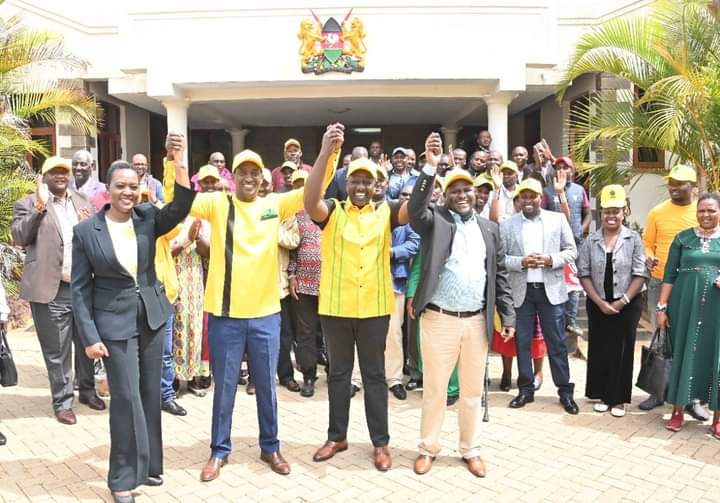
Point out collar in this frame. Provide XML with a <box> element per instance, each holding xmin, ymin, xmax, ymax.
<box><xmin>520</xmin><ymin>209</ymin><xmax>543</xmax><ymax>223</ymax></box>
<box><xmin>449</xmin><ymin>208</ymin><xmax>476</xmax><ymax>224</ymax></box>
<box><xmin>345</xmin><ymin>199</ymin><xmax>377</xmax><ymax>214</ymax></box>
<box><xmin>588</xmin><ymin>225</ymin><xmax>633</xmax><ymax>243</ymax></box>
<box><xmin>51</xmin><ymin>192</ymin><xmax>69</xmax><ymax>203</ymax></box>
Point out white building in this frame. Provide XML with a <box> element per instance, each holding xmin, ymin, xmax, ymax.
<box><xmin>2</xmin><ymin>0</ymin><xmax>668</xmax><ymax>224</ymax></box>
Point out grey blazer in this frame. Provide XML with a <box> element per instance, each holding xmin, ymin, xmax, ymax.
<box><xmin>408</xmin><ymin>168</ymin><xmax>516</xmax><ymax>340</ymax></box>
<box><xmin>577</xmin><ymin>225</ymin><xmax>648</xmax><ymax>300</ymax></box>
<box><xmin>12</xmin><ymin>191</ymin><xmax>94</xmax><ymax>304</ymax></box>
<box><xmin>500</xmin><ymin>209</ymin><xmax>577</xmax><ymax>308</ymax></box>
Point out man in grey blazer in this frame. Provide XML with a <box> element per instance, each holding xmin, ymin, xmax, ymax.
<box><xmin>500</xmin><ymin>178</ymin><xmax>579</xmax><ymax>414</ymax></box>
<box><xmin>409</xmin><ymin>133</ymin><xmax>515</xmax><ymax>477</ymax></box>
<box><xmin>12</xmin><ymin>156</ymin><xmax>105</xmax><ymax>425</ymax></box>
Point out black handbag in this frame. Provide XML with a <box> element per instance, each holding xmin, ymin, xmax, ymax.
<box><xmin>0</xmin><ymin>328</ymin><xmax>18</xmax><ymax>387</ymax></box>
<box><xmin>636</xmin><ymin>328</ymin><xmax>673</xmax><ymax>400</ymax></box>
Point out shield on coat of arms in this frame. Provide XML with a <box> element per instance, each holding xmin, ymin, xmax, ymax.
<box><xmin>321</xmin><ymin>17</ymin><xmax>343</xmax><ymax>63</ymax></box>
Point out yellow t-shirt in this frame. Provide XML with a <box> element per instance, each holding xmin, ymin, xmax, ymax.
<box><xmin>318</xmin><ymin>200</ymin><xmax>394</xmax><ymax>318</ymax></box>
<box><xmin>643</xmin><ymin>199</ymin><xmax>697</xmax><ymax>280</ymax></box>
<box><xmin>190</xmin><ymin>153</ymin><xmax>337</xmax><ymax>318</ymax></box>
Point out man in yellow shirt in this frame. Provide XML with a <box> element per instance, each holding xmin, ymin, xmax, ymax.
<box><xmin>640</xmin><ymin>164</ymin><xmax>698</xmax><ymax>412</ymax></box>
<box><xmin>191</xmin><ymin>145</ymin><xmax>335</xmax><ymax>481</ymax></box>
<box><xmin>304</xmin><ymin>123</ymin><xmax>409</xmax><ymax>472</ymax></box>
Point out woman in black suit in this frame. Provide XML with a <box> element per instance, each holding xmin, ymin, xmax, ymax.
<box><xmin>71</xmin><ymin>135</ymin><xmax>194</xmax><ymax>503</ymax></box>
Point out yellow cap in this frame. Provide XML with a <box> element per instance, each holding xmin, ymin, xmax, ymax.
<box><xmin>600</xmin><ymin>184</ymin><xmax>627</xmax><ymax>209</ymax></box>
<box><xmin>664</xmin><ymin>164</ymin><xmax>697</xmax><ymax>183</ymax></box>
<box><xmin>197</xmin><ymin>164</ymin><xmax>220</xmax><ymax>181</ymax></box>
<box><xmin>262</xmin><ymin>168</ymin><xmax>272</xmax><ymax>185</ymax></box>
<box><xmin>284</xmin><ymin>138</ymin><xmax>301</xmax><ymax>151</ymax></box>
<box><xmin>347</xmin><ymin>158</ymin><xmax>377</xmax><ymax>179</ymax></box>
<box><xmin>499</xmin><ymin>160</ymin><xmax>519</xmax><ymax>175</ymax></box>
<box><xmin>516</xmin><ymin>177</ymin><xmax>544</xmax><ymax>195</ymax></box>
<box><xmin>290</xmin><ymin>170</ymin><xmax>308</xmax><ymax>184</ymax></box>
<box><xmin>376</xmin><ymin>164</ymin><xmax>388</xmax><ymax>181</ymax></box>
<box><xmin>281</xmin><ymin>161</ymin><xmax>298</xmax><ymax>172</ymax></box>
<box><xmin>232</xmin><ymin>150</ymin><xmax>264</xmax><ymax>172</ymax></box>
<box><xmin>473</xmin><ymin>173</ymin><xmax>495</xmax><ymax>189</ymax></box>
<box><xmin>41</xmin><ymin>156</ymin><xmax>71</xmax><ymax>175</ymax></box>
<box><xmin>443</xmin><ymin>169</ymin><xmax>474</xmax><ymax>191</ymax></box>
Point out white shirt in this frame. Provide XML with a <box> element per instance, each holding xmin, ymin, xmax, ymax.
<box><xmin>51</xmin><ymin>194</ymin><xmax>78</xmax><ymax>283</ymax></box>
<box><xmin>521</xmin><ymin>212</ymin><xmax>545</xmax><ymax>283</ymax></box>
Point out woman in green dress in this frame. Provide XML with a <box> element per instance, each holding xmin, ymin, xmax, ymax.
<box><xmin>656</xmin><ymin>193</ymin><xmax>720</xmax><ymax>438</ymax></box>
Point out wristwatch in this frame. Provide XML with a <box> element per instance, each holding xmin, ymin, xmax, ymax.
<box><xmin>655</xmin><ymin>303</ymin><xmax>667</xmax><ymax>313</ymax></box>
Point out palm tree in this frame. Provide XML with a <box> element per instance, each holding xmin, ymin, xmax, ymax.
<box><xmin>557</xmin><ymin>0</ymin><xmax>720</xmax><ymax>192</ymax></box>
<box><xmin>0</xmin><ymin>4</ymin><xmax>98</xmax><ymax>317</ymax></box>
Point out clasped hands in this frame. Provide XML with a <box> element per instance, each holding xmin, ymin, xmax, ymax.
<box><xmin>521</xmin><ymin>253</ymin><xmax>552</xmax><ymax>269</ymax></box>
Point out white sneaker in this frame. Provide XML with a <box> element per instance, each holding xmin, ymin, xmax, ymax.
<box><xmin>593</xmin><ymin>402</ymin><xmax>609</xmax><ymax>413</ymax></box>
<box><xmin>611</xmin><ymin>405</ymin><xmax>626</xmax><ymax>417</ymax></box>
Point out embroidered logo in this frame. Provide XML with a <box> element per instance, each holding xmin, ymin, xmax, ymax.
<box><xmin>260</xmin><ymin>208</ymin><xmax>279</xmax><ymax>220</ymax></box>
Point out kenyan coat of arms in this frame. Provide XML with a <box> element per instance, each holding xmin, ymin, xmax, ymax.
<box><xmin>298</xmin><ymin>9</ymin><xmax>366</xmax><ymax>74</ymax></box>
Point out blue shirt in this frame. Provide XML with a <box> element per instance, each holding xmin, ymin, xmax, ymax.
<box><xmin>429</xmin><ymin>211</ymin><xmax>487</xmax><ymax>311</ymax></box>
<box><xmin>388</xmin><ymin>172</ymin><xmax>417</xmax><ymax>200</ymax></box>
<box><xmin>390</xmin><ymin>224</ymin><xmax>421</xmax><ymax>294</ymax></box>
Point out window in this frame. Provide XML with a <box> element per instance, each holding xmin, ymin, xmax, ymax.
<box><xmin>632</xmin><ymin>86</ymin><xmax>664</xmax><ymax>172</ymax></box>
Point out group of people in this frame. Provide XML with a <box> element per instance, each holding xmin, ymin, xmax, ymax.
<box><xmin>4</xmin><ymin>124</ymin><xmax>720</xmax><ymax>502</ymax></box>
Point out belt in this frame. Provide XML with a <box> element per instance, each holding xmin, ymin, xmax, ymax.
<box><xmin>426</xmin><ymin>303</ymin><xmax>481</xmax><ymax>318</ymax></box>
<box><xmin>527</xmin><ymin>282</ymin><xmax>545</xmax><ymax>289</ymax></box>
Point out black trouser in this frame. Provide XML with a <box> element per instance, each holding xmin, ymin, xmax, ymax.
<box><xmin>404</xmin><ymin>309</ymin><xmax>422</xmax><ymax>381</ymax></box>
<box><xmin>102</xmin><ymin>301</ymin><xmax>164</xmax><ymax>491</ymax></box>
<box><xmin>30</xmin><ymin>281</ymin><xmax>95</xmax><ymax>412</ymax></box>
<box><xmin>277</xmin><ymin>296</ymin><xmax>295</xmax><ymax>383</ymax></box>
<box><xmin>320</xmin><ymin>315</ymin><xmax>390</xmax><ymax>447</ymax></box>
<box><xmin>293</xmin><ymin>294</ymin><xmax>322</xmax><ymax>380</ymax></box>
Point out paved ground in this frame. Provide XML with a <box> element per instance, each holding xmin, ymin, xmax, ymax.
<box><xmin>1</xmin><ymin>323</ymin><xmax>719</xmax><ymax>503</ymax></box>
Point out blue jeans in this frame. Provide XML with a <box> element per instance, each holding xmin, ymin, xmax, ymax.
<box><xmin>515</xmin><ymin>285</ymin><xmax>574</xmax><ymax>397</ymax></box>
<box><xmin>565</xmin><ymin>290</ymin><xmax>580</xmax><ymax>326</ymax></box>
<box><xmin>161</xmin><ymin>314</ymin><xmax>175</xmax><ymax>403</ymax></box>
<box><xmin>209</xmin><ymin>313</ymin><xmax>281</xmax><ymax>458</ymax></box>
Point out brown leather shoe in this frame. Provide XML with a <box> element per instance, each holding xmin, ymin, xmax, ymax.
<box><xmin>463</xmin><ymin>456</ymin><xmax>486</xmax><ymax>477</ymax></box>
<box><xmin>200</xmin><ymin>456</ymin><xmax>227</xmax><ymax>482</ymax></box>
<box><xmin>281</xmin><ymin>379</ymin><xmax>301</xmax><ymax>392</ymax></box>
<box><xmin>55</xmin><ymin>409</ymin><xmax>77</xmax><ymax>425</ymax></box>
<box><xmin>79</xmin><ymin>394</ymin><xmax>106</xmax><ymax>411</ymax></box>
<box><xmin>312</xmin><ymin>440</ymin><xmax>348</xmax><ymax>462</ymax></box>
<box><xmin>373</xmin><ymin>446</ymin><xmax>392</xmax><ymax>472</ymax></box>
<box><xmin>260</xmin><ymin>451</ymin><xmax>291</xmax><ymax>475</ymax></box>
<box><xmin>413</xmin><ymin>454</ymin><xmax>434</xmax><ymax>475</ymax></box>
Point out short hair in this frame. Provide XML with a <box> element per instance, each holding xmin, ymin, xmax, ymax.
<box><xmin>107</xmin><ymin>160</ymin><xmax>136</xmax><ymax>184</ymax></box>
<box><xmin>698</xmin><ymin>192</ymin><xmax>720</xmax><ymax>206</ymax></box>
<box><xmin>351</xmin><ymin>146</ymin><xmax>369</xmax><ymax>160</ymax></box>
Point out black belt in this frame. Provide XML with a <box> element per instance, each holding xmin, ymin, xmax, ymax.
<box><xmin>527</xmin><ymin>282</ymin><xmax>545</xmax><ymax>289</ymax></box>
<box><xmin>426</xmin><ymin>303</ymin><xmax>481</xmax><ymax>318</ymax></box>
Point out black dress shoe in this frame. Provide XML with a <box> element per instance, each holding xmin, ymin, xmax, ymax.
<box><xmin>405</xmin><ymin>379</ymin><xmax>423</xmax><ymax>391</ymax></box>
<box><xmin>0</xmin><ymin>431</ymin><xmax>6</xmax><ymax>446</ymax></box>
<box><xmin>111</xmin><ymin>492</ymin><xmax>135</xmax><ymax>503</ymax></box>
<box><xmin>350</xmin><ymin>384</ymin><xmax>360</xmax><ymax>397</ymax></box>
<box><xmin>300</xmin><ymin>378</ymin><xmax>315</xmax><ymax>397</ymax></box>
<box><xmin>560</xmin><ymin>396</ymin><xmax>579</xmax><ymax>415</ymax></box>
<box><xmin>390</xmin><ymin>384</ymin><xmax>407</xmax><ymax>400</ymax></box>
<box><xmin>281</xmin><ymin>379</ymin><xmax>301</xmax><ymax>392</ymax></box>
<box><xmin>446</xmin><ymin>395</ymin><xmax>459</xmax><ymax>406</ymax></box>
<box><xmin>79</xmin><ymin>394</ymin><xmax>106</xmax><ymax>411</ymax></box>
<box><xmin>509</xmin><ymin>393</ymin><xmax>534</xmax><ymax>408</ymax></box>
<box><xmin>499</xmin><ymin>373</ymin><xmax>511</xmax><ymax>392</ymax></box>
<box><xmin>144</xmin><ymin>475</ymin><xmax>163</xmax><ymax>486</ymax></box>
<box><xmin>161</xmin><ymin>399</ymin><xmax>187</xmax><ymax>416</ymax></box>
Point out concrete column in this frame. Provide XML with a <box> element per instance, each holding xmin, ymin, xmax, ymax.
<box><xmin>162</xmin><ymin>98</ymin><xmax>189</xmax><ymax>163</ymax></box>
<box><xmin>484</xmin><ymin>92</ymin><xmax>515</xmax><ymax>159</ymax></box>
<box><xmin>440</xmin><ymin>126</ymin><xmax>458</xmax><ymax>151</ymax></box>
<box><xmin>229</xmin><ymin>128</ymin><xmax>249</xmax><ymax>154</ymax></box>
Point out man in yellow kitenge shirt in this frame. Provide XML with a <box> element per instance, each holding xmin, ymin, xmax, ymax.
<box><xmin>190</xmin><ymin>148</ymin><xmax>335</xmax><ymax>481</ymax></box>
<box><xmin>304</xmin><ymin>123</ymin><xmax>409</xmax><ymax>472</ymax></box>
<box><xmin>640</xmin><ymin>164</ymin><xmax>698</xmax><ymax>412</ymax></box>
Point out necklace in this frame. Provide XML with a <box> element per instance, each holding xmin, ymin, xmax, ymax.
<box><xmin>696</xmin><ymin>226</ymin><xmax>720</xmax><ymax>253</ymax></box>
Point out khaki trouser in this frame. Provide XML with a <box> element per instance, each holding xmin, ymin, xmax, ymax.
<box><xmin>418</xmin><ymin>309</ymin><xmax>487</xmax><ymax>459</ymax></box>
<box><xmin>384</xmin><ymin>293</ymin><xmax>406</xmax><ymax>387</ymax></box>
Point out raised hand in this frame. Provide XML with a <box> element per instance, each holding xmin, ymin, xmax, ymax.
<box><xmin>554</xmin><ymin>168</ymin><xmax>567</xmax><ymax>193</ymax></box>
<box><xmin>165</xmin><ymin>132</ymin><xmax>185</xmax><ymax>162</ymax></box>
<box><xmin>35</xmin><ymin>175</ymin><xmax>50</xmax><ymax>205</ymax></box>
<box><xmin>321</xmin><ymin>123</ymin><xmax>345</xmax><ymax>154</ymax></box>
<box><xmin>490</xmin><ymin>164</ymin><xmax>503</xmax><ymax>189</ymax></box>
<box><xmin>77</xmin><ymin>208</ymin><xmax>92</xmax><ymax>221</ymax></box>
<box><xmin>188</xmin><ymin>218</ymin><xmax>202</xmax><ymax>242</ymax></box>
<box><xmin>424</xmin><ymin>132</ymin><xmax>443</xmax><ymax>167</ymax></box>
<box><xmin>447</xmin><ymin>144</ymin><xmax>455</xmax><ymax>167</ymax></box>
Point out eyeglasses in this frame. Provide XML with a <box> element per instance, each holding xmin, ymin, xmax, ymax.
<box><xmin>72</xmin><ymin>161</ymin><xmax>90</xmax><ymax>166</ymax></box>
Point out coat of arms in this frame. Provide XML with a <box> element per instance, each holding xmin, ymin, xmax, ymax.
<box><xmin>298</xmin><ymin>9</ymin><xmax>367</xmax><ymax>74</ymax></box>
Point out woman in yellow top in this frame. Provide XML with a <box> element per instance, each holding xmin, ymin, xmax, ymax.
<box><xmin>304</xmin><ymin>123</ymin><xmax>409</xmax><ymax>472</ymax></box>
<box><xmin>72</xmin><ymin>135</ymin><xmax>194</xmax><ymax>503</ymax></box>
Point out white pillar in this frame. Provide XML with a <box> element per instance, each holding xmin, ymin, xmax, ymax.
<box><xmin>440</xmin><ymin>126</ymin><xmax>458</xmax><ymax>152</ymax></box>
<box><xmin>484</xmin><ymin>92</ymin><xmax>515</xmax><ymax>159</ymax></box>
<box><xmin>228</xmin><ymin>128</ymin><xmax>249</xmax><ymax>154</ymax></box>
<box><xmin>162</xmin><ymin>98</ymin><xmax>189</xmax><ymax>163</ymax></box>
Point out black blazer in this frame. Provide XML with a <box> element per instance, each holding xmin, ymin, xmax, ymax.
<box><xmin>408</xmin><ymin>169</ymin><xmax>516</xmax><ymax>341</ymax></box>
<box><xmin>71</xmin><ymin>184</ymin><xmax>195</xmax><ymax>347</ymax></box>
